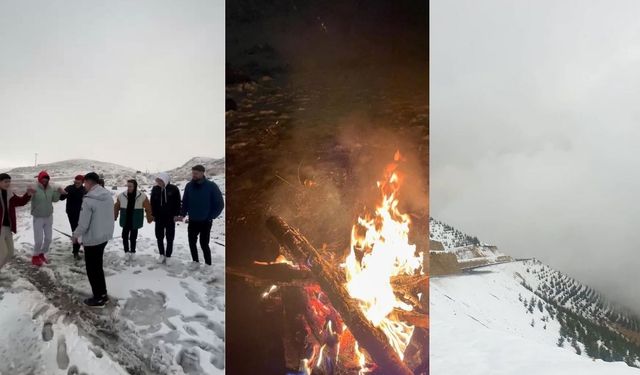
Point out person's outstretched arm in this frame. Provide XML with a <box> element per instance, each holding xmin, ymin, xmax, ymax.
<box><xmin>12</xmin><ymin>192</ymin><xmax>31</xmax><ymax>207</ymax></box>
<box><xmin>143</xmin><ymin>195</ymin><xmax>153</xmax><ymax>223</ymax></box>
<box><xmin>58</xmin><ymin>186</ymin><xmax>69</xmax><ymax>201</ymax></box>
<box><xmin>114</xmin><ymin>197</ymin><xmax>120</xmax><ymax>221</ymax></box>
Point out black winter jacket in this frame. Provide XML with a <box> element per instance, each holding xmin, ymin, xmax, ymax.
<box><xmin>59</xmin><ymin>184</ymin><xmax>87</xmax><ymax>215</ymax></box>
<box><xmin>150</xmin><ymin>184</ymin><xmax>181</xmax><ymax>221</ymax></box>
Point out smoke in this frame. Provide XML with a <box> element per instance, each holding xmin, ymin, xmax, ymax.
<box><xmin>432</xmin><ymin>0</ymin><xmax>640</xmax><ymax>313</ymax></box>
<box><xmin>266</xmin><ymin>112</ymin><xmax>428</xmax><ymax>259</ymax></box>
<box><xmin>226</xmin><ymin>0</ymin><xmax>428</xmax><ymax>256</ymax></box>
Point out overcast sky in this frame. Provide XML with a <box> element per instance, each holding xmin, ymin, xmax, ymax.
<box><xmin>0</xmin><ymin>0</ymin><xmax>224</xmax><ymax>172</ymax></box>
<box><xmin>432</xmin><ymin>0</ymin><xmax>640</xmax><ymax>312</ymax></box>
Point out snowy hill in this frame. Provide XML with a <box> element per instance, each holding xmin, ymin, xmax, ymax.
<box><xmin>7</xmin><ymin>159</ymin><xmax>154</xmax><ymax>187</ymax></box>
<box><xmin>430</xmin><ymin>217</ymin><xmax>483</xmax><ymax>248</ymax></box>
<box><xmin>430</xmin><ymin>218</ymin><xmax>511</xmax><ymax>268</ymax></box>
<box><xmin>430</xmin><ymin>219</ymin><xmax>640</xmax><ymax>374</ymax></box>
<box><xmin>5</xmin><ymin>157</ymin><xmax>226</xmax><ymax>190</ymax></box>
<box><xmin>165</xmin><ymin>157</ymin><xmax>225</xmax><ymax>181</ymax></box>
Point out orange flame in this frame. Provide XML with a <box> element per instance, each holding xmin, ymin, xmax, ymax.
<box><xmin>344</xmin><ymin>151</ymin><xmax>424</xmax><ymax>363</ymax></box>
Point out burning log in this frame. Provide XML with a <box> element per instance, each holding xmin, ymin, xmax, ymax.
<box><xmin>391</xmin><ymin>274</ymin><xmax>429</xmax><ymax>312</ymax></box>
<box><xmin>391</xmin><ymin>274</ymin><xmax>428</xmax><ymax>296</ymax></box>
<box><xmin>389</xmin><ymin>308</ymin><xmax>429</xmax><ymax>329</ymax></box>
<box><xmin>226</xmin><ymin>264</ymin><xmax>313</xmax><ymax>287</ymax></box>
<box><xmin>266</xmin><ymin>216</ymin><xmax>415</xmax><ymax>375</ymax></box>
<box><xmin>227</xmin><ymin>265</ymin><xmax>427</xmax><ymax>308</ymax></box>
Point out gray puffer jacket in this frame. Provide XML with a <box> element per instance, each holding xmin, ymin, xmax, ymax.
<box><xmin>74</xmin><ymin>185</ymin><xmax>114</xmax><ymax>246</ymax></box>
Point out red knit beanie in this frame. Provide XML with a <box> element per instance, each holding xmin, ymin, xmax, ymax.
<box><xmin>37</xmin><ymin>171</ymin><xmax>50</xmax><ymax>184</ymax></box>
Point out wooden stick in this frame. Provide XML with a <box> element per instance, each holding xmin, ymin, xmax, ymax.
<box><xmin>266</xmin><ymin>216</ymin><xmax>414</xmax><ymax>375</ymax></box>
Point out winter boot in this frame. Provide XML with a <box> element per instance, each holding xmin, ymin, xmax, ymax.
<box><xmin>39</xmin><ymin>253</ymin><xmax>49</xmax><ymax>264</ymax></box>
<box><xmin>84</xmin><ymin>295</ymin><xmax>109</xmax><ymax>308</ymax></box>
<box><xmin>31</xmin><ymin>256</ymin><xmax>43</xmax><ymax>267</ymax></box>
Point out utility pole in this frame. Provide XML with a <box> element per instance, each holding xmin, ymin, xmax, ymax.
<box><xmin>35</xmin><ymin>153</ymin><xmax>38</xmax><ymax>167</ymax></box>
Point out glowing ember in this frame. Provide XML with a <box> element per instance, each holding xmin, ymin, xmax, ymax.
<box><xmin>254</xmin><ymin>253</ymin><xmax>295</xmax><ymax>267</ymax></box>
<box><xmin>344</xmin><ymin>151</ymin><xmax>424</xmax><ymax>360</ymax></box>
<box><xmin>261</xmin><ymin>284</ymin><xmax>279</xmax><ymax>299</ymax></box>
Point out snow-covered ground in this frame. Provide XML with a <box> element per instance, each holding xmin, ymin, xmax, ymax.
<box><xmin>431</xmin><ymin>261</ymin><xmax>640</xmax><ymax>375</ymax></box>
<box><xmin>0</xmin><ymin>176</ymin><xmax>225</xmax><ymax>375</ymax></box>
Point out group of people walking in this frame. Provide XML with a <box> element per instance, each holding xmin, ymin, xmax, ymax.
<box><xmin>0</xmin><ymin>165</ymin><xmax>224</xmax><ymax>307</ymax></box>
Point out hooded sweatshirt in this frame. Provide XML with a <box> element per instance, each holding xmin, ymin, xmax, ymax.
<box><xmin>30</xmin><ymin>172</ymin><xmax>61</xmax><ymax>218</ymax></box>
<box><xmin>150</xmin><ymin>173</ymin><xmax>181</xmax><ymax>221</ymax></box>
<box><xmin>73</xmin><ymin>185</ymin><xmax>115</xmax><ymax>246</ymax></box>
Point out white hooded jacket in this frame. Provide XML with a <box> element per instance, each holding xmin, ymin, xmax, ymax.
<box><xmin>74</xmin><ymin>185</ymin><xmax>115</xmax><ymax>246</ymax></box>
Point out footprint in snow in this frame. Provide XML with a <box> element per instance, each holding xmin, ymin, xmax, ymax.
<box><xmin>57</xmin><ymin>335</ymin><xmax>70</xmax><ymax>369</ymax></box>
<box><xmin>89</xmin><ymin>345</ymin><xmax>103</xmax><ymax>358</ymax></box>
<box><xmin>184</xmin><ymin>325</ymin><xmax>199</xmax><ymax>337</ymax></box>
<box><xmin>177</xmin><ymin>347</ymin><xmax>203</xmax><ymax>375</ymax></box>
<box><xmin>182</xmin><ymin>313</ymin><xmax>224</xmax><ymax>341</ymax></box>
<box><xmin>42</xmin><ymin>321</ymin><xmax>54</xmax><ymax>342</ymax></box>
<box><xmin>32</xmin><ymin>304</ymin><xmax>49</xmax><ymax>320</ymax></box>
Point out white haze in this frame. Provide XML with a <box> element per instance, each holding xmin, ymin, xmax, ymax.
<box><xmin>431</xmin><ymin>0</ymin><xmax>640</xmax><ymax>313</ymax></box>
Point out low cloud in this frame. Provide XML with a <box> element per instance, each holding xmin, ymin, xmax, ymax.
<box><xmin>432</xmin><ymin>0</ymin><xmax>640</xmax><ymax>312</ymax></box>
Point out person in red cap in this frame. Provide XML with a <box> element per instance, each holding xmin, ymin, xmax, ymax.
<box><xmin>29</xmin><ymin>170</ymin><xmax>67</xmax><ymax>266</ymax></box>
<box><xmin>59</xmin><ymin>174</ymin><xmax>87</xmax><ymax>260</ymax></box>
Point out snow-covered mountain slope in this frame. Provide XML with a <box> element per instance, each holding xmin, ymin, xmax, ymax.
<box><xmin>430</xmin><ymin>217</ymin><xmax>482</xmax><ymax>248</ymax></box>
<box><xmin>5</xmin><ymin>157</ymin><xmax>225</xmax><ymax>190</ymax></box>
<box><xmin>165</xmin><ymin>157</ymin><xmax>225</xmax><ymax>181</ymax></box>
<box><xmin>431</xmin><ymin>260</ymin><xmax>640</xmax><ymax>374</ymax></box>
<box><xmin>7</xmin><ymin>159</ymin><xmax>155</xmax><ymax>187</ymax></box>
<box><xmin>430</xmin><ymin>218</ymin><xmax>511</xmax><ymax>268</ymax></box>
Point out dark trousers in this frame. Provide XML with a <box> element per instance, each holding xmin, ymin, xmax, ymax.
<box><xmin>188</xmin><ymin>220</ymin><xmax>212</xmax><ymax>265</ymax></box>
<box><xmin>84</xmin><ymin>242</ymin><xmax>107</xmax><ymax>298</ymax></box>
<box><xmin>155</xmin><ymin>219</ymin><xmax>176</xmax><ymax>257</ymax></box>
<box><xmin>122</xmin><ymin>226</ymin><xmax>138</xmax><ymax>253</ymax></box>
<box><xmin>67</xmin><ymin>212</ymin><xmax>81</xmax><ymax>254</ymax></box>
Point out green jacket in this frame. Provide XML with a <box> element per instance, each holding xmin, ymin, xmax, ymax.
<box><xmin>31</xmin><ymin>184</ymin><xmax>61</xmax><ymax>218</ymax></box>
<box><xmin>114</xmin><ymin>191</ymin><xmax>153</xmax><ymax>229</ymax></box>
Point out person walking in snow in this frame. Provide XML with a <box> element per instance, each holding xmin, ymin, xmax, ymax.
<box><xmin>0</xmin><ymin>173</ymin><xmax>33</xmax><ymax>270</ymax></box>
<box><xmin>178</xmin><ymin>165</ymin><xmax>224</xmax><ymax>267</ymax></box>
<box><xmin>150</xmin><ymin>172</ymin><xmax>181</xmax><ymax>264</ymax></box>
<box><xmin>72</xmin><ymin>172</ymin><xmax>114</xmax><ymax>307</ymax></box>
<box><xmin>114</xmin><ymin>179</ymin><xmax>152</xmax><ymax>259</ymax></box>
<box><xmin>59</xmin><ymin>175</ymin><xmax>86</xmax><ymax>260</ymax></box>
<box><xmin>29</xmin><ymin>171</ymin><xmax>67</xmax><ymax>267</ymax></box>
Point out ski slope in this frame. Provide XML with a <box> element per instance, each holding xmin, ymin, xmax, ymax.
<box><xmin>0</xmin><ymin>175</ymin><xmax>225</xmax><ymax>375</ymax></box>
<box><xmin>431</xmin><ymin>261</ymin><xmax>640</xmax><ymax>375</ymax></box>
